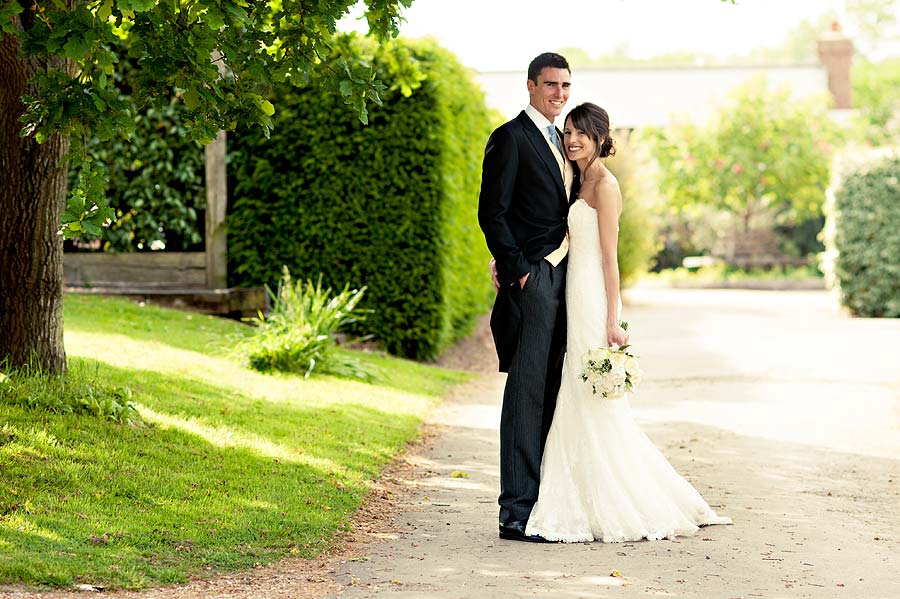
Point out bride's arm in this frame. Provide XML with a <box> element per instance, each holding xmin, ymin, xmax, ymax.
<box><xmin>594</xmin><ymin>180</ymin><xmax>628</xmax><ymax>347</ymax></box>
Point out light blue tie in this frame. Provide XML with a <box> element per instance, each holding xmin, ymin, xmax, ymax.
<box><xmin>547</xmin><ymin>125</ymin><xmax>563</xmax><ymax>155</ymax></box>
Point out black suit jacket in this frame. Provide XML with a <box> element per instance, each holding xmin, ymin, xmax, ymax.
<box><xmin>478</xmin><ymin>111</ymin><xmax>574</xmax><ymax>287</ymax></box>
<box><xmin>478</xmin><ymin>111</ymin><xmax>579</xmax><ymax>371</ymax></box>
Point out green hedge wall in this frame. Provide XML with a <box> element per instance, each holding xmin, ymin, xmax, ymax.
<box><xmin>227</xmin><ymin>37</ymin><xmax>494</xmax><ymax>359</ymax></box>
<box><xmin>821</xmin><ymin>151</ymin><xmax>900</xmax><ymax>316</ymax></box>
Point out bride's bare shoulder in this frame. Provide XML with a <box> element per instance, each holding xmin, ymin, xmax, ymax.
<box><xmin>581</xmin><ymin>173</ymin><xmax>621</xmax><ymax>207</ymax></box>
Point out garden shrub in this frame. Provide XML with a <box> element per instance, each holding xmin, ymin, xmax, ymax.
<box><xmin>67</xmin><ymin>50</ymin><xmax>206</xmax><ymax>252</ymax></box>
<box><xmin>820</xmin><ymin>149</ymin><xmax>900</xmax><ymax>316</ymax></box>
<box><xmin>228</xmin><ymin>36</ymin><xmax>494</xmax><ymax>359</ymax></box>
<box><xmin>238</xmin><ymin>268</ymin><xmax>370</xmax><ymax>379</ymax></box>
<box><xmin>604</xmin><ymin>132</ymin><xmax>659</xmax><ymax>285</ymax></box>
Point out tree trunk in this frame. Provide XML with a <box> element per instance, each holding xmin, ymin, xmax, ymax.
<box><xmin>0</xmin><ymin>23</ymin><xmax>71</xmax><ymax>373</ymax></box>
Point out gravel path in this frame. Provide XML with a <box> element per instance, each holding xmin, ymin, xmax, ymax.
<box><xmin>331</xmin><ymin>287</ymin><xmax>900</xmax><ymax>598</ymax></box>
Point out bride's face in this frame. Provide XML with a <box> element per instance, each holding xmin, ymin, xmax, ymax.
<box><xmin>563</xmin><ymin>118</ymin><xmax>599</xmax><ymax>162</ymax></box>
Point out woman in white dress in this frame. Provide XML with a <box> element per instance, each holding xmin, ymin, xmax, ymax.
<box><xmin>525</xmin><ymin>103</ymin><xmax>732</xmax><ymax>543</ymax></box>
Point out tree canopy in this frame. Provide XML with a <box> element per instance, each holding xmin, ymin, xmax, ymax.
<box><xmin>1</xmin><ymin>0</ymin><xmax>417</xmax><ymax>238</ymax></box>
<box><xmin>642</xmin><ymin>77</ymin><xmax>841</xmax><ymax>231</ymax></box>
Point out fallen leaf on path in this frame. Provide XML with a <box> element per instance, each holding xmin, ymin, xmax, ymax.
<box><xmin>450</xmin><ymin>471</ymin><xmax>469</xmax><ymax>478</ymax></box>
<box><xmin>610</xmin><ymin>569</ymin><xmax>622</xmax><ymax>577</ymax></box>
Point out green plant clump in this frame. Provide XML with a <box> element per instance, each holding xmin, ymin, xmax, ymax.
<box><xmin>227</xmin><ymin>36</ymin><xmax>494</xmax><ymax>360</ymax></box>
<box><xmin>0</xmin><ymin>362</ymin><xmax>139</xmax><ymax>424</ymax></box>
<box><xmin>820</xmin><ymin>150</ymin><xmax>900</xmax><ymax>316</ymax></box>
<box><xmin>240</xmin><ymin>267</ymin><xmax>370</xmax><ymax>379</ymax></box>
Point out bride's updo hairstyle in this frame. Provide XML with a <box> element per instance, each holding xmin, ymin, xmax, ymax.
<box><xmin>567</xmin><ymin>103</ymin><xmax>616</xmax><ymax>170</ymax></box>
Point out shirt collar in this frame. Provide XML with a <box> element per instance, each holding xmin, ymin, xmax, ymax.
<box><xmin>525</xmin><ymin>104</ymin><xmax>554</xmax><ymax>133</ymax></box>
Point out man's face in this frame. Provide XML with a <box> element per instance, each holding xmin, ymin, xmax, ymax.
<box><xmin>527</xmin><ymin>67</ymin><xmax>571</xmax><ymax>122</ymax></box>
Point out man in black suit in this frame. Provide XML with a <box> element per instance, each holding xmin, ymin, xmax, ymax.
<box><xmin>478</xmin><ymin>52</ymin><xmax>576</xmax><ymax>543</ymax></box>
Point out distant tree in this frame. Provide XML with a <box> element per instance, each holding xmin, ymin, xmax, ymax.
<box><xmin>736</xmin><ymin>13</ymin><xmax>836</xmax><ymax>64</ymax></box>
<box><xmin>644</xmin><ymin>77</ymin><xmax>840</xmax><ymax>233</ymax></box>
<box><xmin>845</xmin><ymin>0</ymin><xmax>899</xmax><ymax>55</ymax></box>
<box><xmin>852</xmin><ymin>57</ymin><xmax>900</xmax><ymax>145</ymax></box>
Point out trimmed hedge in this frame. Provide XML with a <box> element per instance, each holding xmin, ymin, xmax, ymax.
<box><xmin>821</xmin><ymin>150</ymin><xmax>900</xmax><ymax>316</ymax></box>
<box><xmin>228</xmin><ymin>37</ymin><xmax>494</xmax><ymax>359</ymax></box>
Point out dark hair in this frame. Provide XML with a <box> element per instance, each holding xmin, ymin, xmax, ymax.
<box><xmin>527</xmin><ymin>52</ymin><xmax>570</xmax><ymax>83</ymax></box>
<box><xmin>566</xmin><ymin>103</ymin><xmax>616</xmax><ymax>169</ymax></box>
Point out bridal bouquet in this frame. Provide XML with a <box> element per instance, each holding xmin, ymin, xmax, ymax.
<box><xmin>580</xmin><ymin>324</ymin><xmax>643</xmax><ymax>399</ymax></box>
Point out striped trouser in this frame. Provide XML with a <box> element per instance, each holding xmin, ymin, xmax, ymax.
<box><xmin>498</xmin><ymin>258</ymin><xmax>566</xmax><ymax>525</ymax></box>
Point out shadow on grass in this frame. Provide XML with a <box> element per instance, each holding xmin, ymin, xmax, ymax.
<box><xmin>64</xmin><ymin>294</ymin><xmax>252</xmax><ymax>357</ymax></box>
<box><xmin>0</xmin><ymin>358</ymin><xmax>427</xmax><ymax>589</ymax></box>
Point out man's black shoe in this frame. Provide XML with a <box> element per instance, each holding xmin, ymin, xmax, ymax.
<box><xmin>498</xmin><ymin>521</ymin><xmax>554</xmax><ymax>543</ymax></box>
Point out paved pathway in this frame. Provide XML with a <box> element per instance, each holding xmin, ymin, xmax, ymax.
<box><xmin>331</xmin><ymin>288</ymin><xmax>900</xmax><ymax>599</ymax></box>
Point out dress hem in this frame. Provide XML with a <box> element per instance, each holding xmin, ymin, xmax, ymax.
<box><xmin>526</xmin><ymin>516</ymin><xmax>732</xmax><ymax>544</ymax></box>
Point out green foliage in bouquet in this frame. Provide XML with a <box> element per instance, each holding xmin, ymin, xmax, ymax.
<box><xmin>228</xmin><ymin>36</ymin><xmax>494</xmax><ymax>360</ymax></box>
<box><xmin>0</xmin><ymin>361</ymin><xmax>139</xmax><ymax>424</ymax></box>
<box><xmin>820</xmin><ymin>151</ymin><xmax>900</xmax><ymax>317</ymax></box>
<box><xmin>239</xmin><ymin>268</ymin><xmax>371</xmax><ymax>379</ymax></box>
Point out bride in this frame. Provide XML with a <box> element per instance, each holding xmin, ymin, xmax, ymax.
<box><xmin>524</xmin><ymin>103</ymin><xmax>732</xmax><ymax>543</ymax></box>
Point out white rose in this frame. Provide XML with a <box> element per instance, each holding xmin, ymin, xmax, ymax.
<box><xmin>607</xmin><ymin>385</ymin><xmax>626</xmax><ymax>400</ymax></box>
<box><xmin>625</xmin><ymin>356</ymin><xmax>643</xmax><ymax>386</ymax></box>
<box><xmin>599</xmin><ymin>376</ymin><xmax>618</xmax><ymax>396</ymax></box>
<box><xmin>610</xmin><ymin>365</ymin><xmax>627</xmax><ymax>386</ymax></box>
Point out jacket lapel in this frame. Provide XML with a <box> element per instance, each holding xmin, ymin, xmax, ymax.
<box><xmin>516</xmin><ymin>112</ymin><xmax>567</xmax><ymax>202</ymax></box>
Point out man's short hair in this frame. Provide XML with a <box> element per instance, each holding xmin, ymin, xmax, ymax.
<box><xmin>527</xmin><ymin>53</ymin><xmax>571</xmax><ymax>83</ymax></box>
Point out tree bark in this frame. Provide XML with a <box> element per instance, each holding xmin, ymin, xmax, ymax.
<box><xmin>0</xmin><ymin>19</ymin><xmax>71</xmax><ymax>373</ymax></box>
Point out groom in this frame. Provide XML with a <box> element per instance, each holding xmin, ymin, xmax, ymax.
<box><xmin>478</xmin><ymin>52</ymin><xmax>576</xmax><ymax>542</ymax></box>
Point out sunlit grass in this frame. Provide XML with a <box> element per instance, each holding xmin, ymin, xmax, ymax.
<box><xmin>0</xmin><ymin>295</ymin><xmax>469</xmax><ymax>589</ymax></box>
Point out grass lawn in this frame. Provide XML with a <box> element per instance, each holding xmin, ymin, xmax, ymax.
<box><xmin>0</xmin><ymin>295</ymin><xmax>468</xmax><ymax>589</ymax></box>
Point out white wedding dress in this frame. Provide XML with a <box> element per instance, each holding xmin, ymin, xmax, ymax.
<box><xmin>525</xmin><ymin>199</ymin><xmax>732</xmax><ymax>543</ymax></box>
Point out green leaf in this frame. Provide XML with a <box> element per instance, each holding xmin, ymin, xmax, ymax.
<box><xmin>83</xmin><ymin>221</ymin><xmax>102</xmax><ymax>237</ymax></box>
<box><xmin>205</xmin><ymin>8</ymin><xmax>226</xmax><ymax>30</ymax></box>
<box><xmin>130</xmin><ymin>0</ymin><xmax>156</xmax><ymax>12</ymax></box>
<box><xmin>63</xmin><ymin>37</ymin><xmax>92</xmax><ymax>61</ymax></box>
<box><xmin>97</xmin><ymin>0</ymin><xmax>113</xmax><ymax>21</ymax></box>
<box><xmin>259</xmin><ymin>99</ymin><xmax>275</xmax><ymax>117</ymax></box>
<box><xmin>0</xmin><ymin>1</ymin><xmax>24</xmax><ymax>34</ymax></box>
<box><xmin>223</xmin><ymin>2</ymin><xmax>249</xmax><ymax>22</ymax></box>
<box><xmin>183</xmin><ymin>87</ymin><xmax>201</xmax><ymax>110</ymax></box>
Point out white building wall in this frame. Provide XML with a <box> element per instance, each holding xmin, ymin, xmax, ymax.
<box><xmin>476</xmin><ymin>65</ymin><xmax>829</xmax><ymax>128</ymax></box>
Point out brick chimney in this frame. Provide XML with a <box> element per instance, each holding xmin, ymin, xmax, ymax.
<box><xmin>817</xmin><ymin>21</ymin><xmax>854</xmax><ymax>109</ymax></box>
